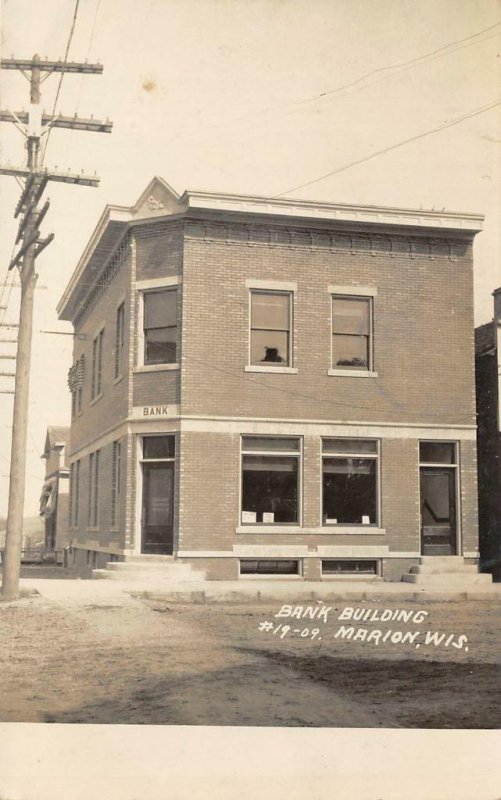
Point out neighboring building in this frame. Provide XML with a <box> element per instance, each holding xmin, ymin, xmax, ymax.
<box><xmin>57</xmin><ymin>176</ymin><xmax>484</xmax><ymax>581</ymax></box>
<box><xmin>475</xmin><ymin>289</ymin><xmax>501</xmax><ymax>580</ymax></box>
<box><xmin>39</xmin><ymin>426</ymin><xmax>70</xmax><ymax>559</ymax></box>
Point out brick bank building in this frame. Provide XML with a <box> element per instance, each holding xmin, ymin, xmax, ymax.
<box><xmin>58</xmin><ymin>177</ymin><xmax>483</xmax><ymax>582</ymax></box>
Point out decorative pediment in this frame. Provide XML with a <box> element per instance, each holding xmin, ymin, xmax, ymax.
<box><xmin>131</xmin><ymin>176</ymin><xmax>185</xmax><ymax>220</ymax></box>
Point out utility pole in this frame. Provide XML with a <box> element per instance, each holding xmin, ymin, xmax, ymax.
<box><xmin>0</xmin><ymin>54</ymin><xmax>112</xmax><ymax>600</ymax></box>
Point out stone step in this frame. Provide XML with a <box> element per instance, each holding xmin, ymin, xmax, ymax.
<box><xmin>419</xmin><ymin>556</ymin><xmax>465</xmax><ymax>565</ymax></box>
<box><xmin>402</xmin><ymin>572</ymin><xmax>492</xmax><ymax>586</ymax></box>
<box><xmin>410</xmin><ymin>564</ymin><xmax>478</xmax><ymax>575</ymax></box>
<box><xmin>124</xmin><ymin>555</ymin><xmax>175</xmax><ymax>563</ymax></box>
<box><xmin>92</xmin><ymin>568</ymin><xmax>203</xmax><ymax>583</ymax></box>
<box><xmin>107</xmin><ymin>561</ymin><xmax>194</xmax><ymax>573</ymax></box>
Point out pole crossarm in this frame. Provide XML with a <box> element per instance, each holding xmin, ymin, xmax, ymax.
<box><xmin>0</xmin><ymin>165</ymin><xmax>99</xmax><ymax>187</ymax></box>
<box><xmin>0</xmin><ymin>110</ymin><xmax>112</xmax><ymax>133</ymax></box>
<box><xmin>1</xmin><ymin>50</ymin><xmax>110</xmax><ymax>600</ymax></box>
<box><xmin>9</xmin><ymin>229</ymin><xmax>40</xmax><ymax>271</ymax></box>
<box><xmin>16</xmin><ymin>199</ymin><xmax>50</xmax><ymax>244</ymax></box>
<box><xmin>34</xmin><ymin>232</ymin><xmax>55</xmax><ymax>258</ymax></box>
<box><xmin>1</xmin><ymin>58</ymin><xmax>103</xmax><ymax>74</ymax></box>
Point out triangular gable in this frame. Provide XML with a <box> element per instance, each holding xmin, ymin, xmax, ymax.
<box><xmin>131</xmin><ymin>176</ymin><xmax>185</xmax><ymax>220</ymax></box>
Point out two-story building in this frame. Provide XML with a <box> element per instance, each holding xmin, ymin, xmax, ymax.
<box><xmin>475</xmin><ymin>288</ymin><xmax>501</xmax><ymax>580</ymax></box>
<box><xmin>57</xmin><ymin>176</ymin><xmax>485</xmax><ymax>582</ymax></box>
<box><xmin>39</xmin><ymin>426</ymin><xmax>70</xmax><ymax>560</ymax></box>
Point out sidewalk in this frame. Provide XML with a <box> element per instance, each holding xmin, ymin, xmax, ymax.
<box><xmin>16</xmin><ymin>576</ymin><xmax>501</xmax><ymax>605</ymax></box>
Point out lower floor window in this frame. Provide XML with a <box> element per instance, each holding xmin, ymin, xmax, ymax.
<box><xmin>322</xmin><ymin>439</ymin><xmax>378</xmax><ymax>525</ymax></box>
<box><xmin>241</xmin><ymin>437</ymin><xmax>300</xmax><ymax>524</ymax></box>
<box><xmin>322</xmin><ymin>559</ymin><xmax>379</xmax><ymax>575</ymax></box>
<box><xmin>240</xmin><ymin>559</ymin><xmax>299</xmax><ymax>575</ymax></box>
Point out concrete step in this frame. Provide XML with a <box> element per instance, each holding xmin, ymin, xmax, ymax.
<box><xmin>419</xmin><ymin>556</ymin><xmax>465</xmax><ymax>565</ymax></box>
<box><xmin>402</xmin><ymin>572</ymin><xmax>492</xmax><ymax>586</ymax></box>
<box><xmin>410</xmin><ymin>564</ymin><xmax>478</xmax><ymax>575</ymax></box>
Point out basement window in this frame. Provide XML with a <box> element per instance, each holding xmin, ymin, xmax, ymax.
<box><xmin>240</xmin><ymin>559</ymin><xmax>299</xmax><ymax>575</ymax></box>
<box><xmin>322</xmin><ymin>559</ymin><xmax>379</xmax><ymax>576</ymax></box>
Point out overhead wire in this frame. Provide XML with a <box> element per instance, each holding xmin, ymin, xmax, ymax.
<box><xmin>161</xmin><ymin>22</ymin><xmax>501</xmax><ymax>145</ymax></box>
<box><xmin>277</xmin><ymin>98</ymin><xmax>501</xmax><ymax>196</ymax></box>
<box><xmin>41</xmin><ymin>0</ymin><xmax>81</xmax><ymax>163</ymax></box>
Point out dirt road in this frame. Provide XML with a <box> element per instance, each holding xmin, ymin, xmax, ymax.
<box><xmin>0</xmin><ymin>589</ymin><xmax>499</xmax><ymax>727</ymax></box>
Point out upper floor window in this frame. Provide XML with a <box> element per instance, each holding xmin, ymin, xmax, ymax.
<box><xmin>68</xmin><ymin>355</ymin><xmax>85</xmax><ymax>417</ymax></box>
<box><xmin>114</xmin><ymin>302</ymin><xmax>126</xmax><ymax>379</ymax></box>
<box><xmin>250</xmin><ymin>290</ymin><xmax>291</xmax><ymax>367</ymax></box>
<box><xmin>143</xmin><ymin>289</ymin><xmax>177</xmax><ymax>365</ymax></box>
<box><xmin>91</xmin><ymin>329</ymin><xmax>104</xmax><ymax>399</ymax></box>
<box><xmin>332</xmin><ymin>295</ymin><xmax>372</xmax><ymax>371</ymax></box>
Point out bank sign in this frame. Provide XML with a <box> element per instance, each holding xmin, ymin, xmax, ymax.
<box><xmin>132</xmin><ymin>404</ymin><xmax>179</xmax><ymax>418</ymax></box>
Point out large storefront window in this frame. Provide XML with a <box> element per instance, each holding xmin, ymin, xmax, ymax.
<box><xmin>241</xmin><ymin>436</ymin><xmax>300</xmax><ymax>524</ymax></box>
<box><xmin>322</xmin><ymin>439</ymin><xmax>378</xmax><ymax>525</ymax></box>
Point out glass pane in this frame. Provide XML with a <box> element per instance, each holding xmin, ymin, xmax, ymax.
<box><xmin>240</xmin><ymin>559</ymin><xmax>298</xmax><ymax>575</ymax></box>
<box><xmin>323</xmin><ymin>439</ymin><xmax>377</xmax><ymax>454</ymax></box>
<box><xmin>251</xmin><ymin>292</ymin><xmax>289</xmax><ymax>330</ymax></box>
<box><xmin>143</xmin><ymin>436</ymin><xmax>175</xmax><ymax>459</ymax></box>
<box><xmin>250</xmin><ymin>330</ymin><xmax>289</xmax><ymax>365</ymax></box>
<box><xmin>242</xmin><ymin>436</ymin><xmax>300</xmax><ymax>452</ymax></box>
<box><xmin>419</xmin><ymin>442</ymin><xmax>455</xmax><ymax>464</ymax></box>
<box><xmin>144</xmin><ymin>289</ymin><xmax>177</xmax><ymax>329</ymax></box>
<box><xmin>145</xmin><ymin>465</ymin><xmax>173</xmax><ymax>526</ymax></box>
<box><xmin>332</xmin><ymin>334</ymin><xmax>368</xmax><ymax>368</ymax></box>
<box><xmin>332</xmin><ymin>297</ymin><xmax>369</xmax><ymax>334</ymax></box>
<box><xmin>322</xmin><ymin>560</ymin><xmax>377</xmax><ymax>574</ymax></box>
<box><xmin>323</xmin><ymin>458</ymin><xmax>376</xmax><ymax>524</ymax></box>
<box><xmin>242</xmin><ymin>456</ymin><xmax>298</xmax><ymax>523</ymax></box>
<box><xmin>421</xmin><ymin>472</ymin><xmax>452</xmax><ymax>523</ymax></box>
<box><xmin>145</xmin><ymin>327</ymin><xmax>177</xmax><ymax>364</ymax></box>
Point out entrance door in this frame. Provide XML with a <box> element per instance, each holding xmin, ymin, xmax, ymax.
<box><xmin>420</xmin><ymin>467</ymin><xmax>457</xmax><ymax>556</ymax></box>
<box><xmin>141</xmin><ymin>461</ymin><xmax>174</xmax><ymax>554</ymax></box>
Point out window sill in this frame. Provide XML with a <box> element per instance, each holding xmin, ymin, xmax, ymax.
<box><xmin>237</xmin><ymin>525</ymin><xmax>301</xmax><ymax>534</ymax></box>
<box><xmin>89</xmin><ymin>393</ymin><xmax>103</xmax><ymax>407</ymax></box>
<box><xmin>239</xmin><ymin>574</ymin><xmax>303</xmax><ymax>580</ymax></box>
<box><xmin>321</xmin><ymin>574</ymin><xmax>383</xmax><ymax>581</ymax></box>
<box><xmin>236</xmin><ymin>526</ymin><xmax>386</xmax><ymax>535</ymax></box>
<box><xmin>245</xmin><ymin>366</ymin><xmax>298</xmax><ymax>374</ymax></box>
<box><xmin>321</xmin><ymin>526</ymin><xmax>385</xmax><ymax>535</ymax></box>
<box><xmin>328</xmin><ymin>369</ymin><xmax>378</xmax><ymax>378</ymax></box>
<box><xmin>134</xmin><ymin>364</ymin><xmax>180</xmax><ymax>373</ymax></box>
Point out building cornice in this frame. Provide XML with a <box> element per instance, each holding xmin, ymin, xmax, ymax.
<box><xmin>57</xmin><ymin>176</ymin><xmax>484</xmax><ymax>322</ymax></box>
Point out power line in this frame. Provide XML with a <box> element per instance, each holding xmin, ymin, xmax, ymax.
<box><xmin>163</xmin><ymin>22</ymin><xmax>501</xmax><ymax>146</ymax></box>
<box><xmin>291</xmin><ymin>22</ymin><xmax>501</xmax><ymax>109</ymax></box>
<box><xmin>277</xmin><ymin>99</ymin><xmax>501</xmax><ymax>196</ymax></box>
<box><xmin>42</xmin><ymin>0</ymin><xmax>81</xmax><ymax>161</ymax></box>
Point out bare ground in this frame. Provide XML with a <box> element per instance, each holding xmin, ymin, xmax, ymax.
<box><xmin>0</xmin><ymin>590</ymin><xmax>500</xmax><ymax>727</ymax></box>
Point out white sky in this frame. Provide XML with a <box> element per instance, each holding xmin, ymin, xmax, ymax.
<box><xmin>0</xmin><ymin>0</ymin><xmax>500</xmax><ymax>516</ymax></box>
